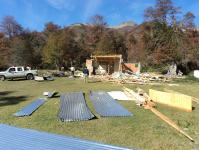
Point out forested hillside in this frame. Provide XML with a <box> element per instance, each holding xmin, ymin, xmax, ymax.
<box><xmin>0</xmin><ymin>0</ymin><xmax>199</xmax><ymax>73</ymax></box>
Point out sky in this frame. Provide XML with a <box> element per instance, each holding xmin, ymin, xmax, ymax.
<box><xmin>0</xmin><ymin>0</ymin><xmax>199</xmax><ymax>31</ymax></box>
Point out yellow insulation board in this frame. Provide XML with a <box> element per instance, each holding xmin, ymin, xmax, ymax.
<box><xmin>149</xmin><ymin>89</ymin><xmax>192</xmax><ymax>111</ymax></box>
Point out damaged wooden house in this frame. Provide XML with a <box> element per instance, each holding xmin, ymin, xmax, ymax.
<box><xmin>86</xmin><ymin>54</ymin><xmax>141</xmax><ymax>75</ymax></box>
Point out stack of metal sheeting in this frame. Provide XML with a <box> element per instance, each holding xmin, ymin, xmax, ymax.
<box><xmin>90</xmin><ymin>91</ymin><xmax>133</xmax><ymax>117</ymax></box>
<box><xmin>0</xmin><ymin>124</ymin><xmax>134</xmax><ymax>150</ymax></box>
<box><xmin>14</xmin><ymin>98</ymin><xmax>46</xmax><ymax>117</ymax></box>
<box><xmin>58</xmin><ymin>92</ymin><xmax>94</xmax><ymax>121</ymax></box>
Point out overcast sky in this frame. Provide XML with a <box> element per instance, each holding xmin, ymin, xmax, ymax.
<box><xmin>0</xmin><ymin>0</ymin><xmax>198</xmax><ymax>31</ymax></box>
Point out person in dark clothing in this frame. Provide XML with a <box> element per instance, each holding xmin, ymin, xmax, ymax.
<box><xmin>83</xmin><ymin>67</ymin><xmax>89</xmax><ymax>83</ymax></box>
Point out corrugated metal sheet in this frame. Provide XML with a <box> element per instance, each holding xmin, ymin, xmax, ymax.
<box><xmin>14</xmin><ymin>98</ymin><xmax>46</xmax><ymax>117</ymax></box>
<box><xmin>0</xmin><ymin>124</ymin><xmax>134</xmax><ymax>150</ymax></box>
<box><xmin>90</xmin><ymin>91</ymin><xmax>133</xmax><ymax>117</ymax></box>
<box><xmin>58</xmin><ymin>92</ymin><xmax>95</xmax><ymax>121</ymax></box>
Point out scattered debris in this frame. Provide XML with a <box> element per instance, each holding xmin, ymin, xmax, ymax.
<box><xmin>123</xmin><ymin>87</ymin><xmax>145</xmax><ymax>105</ymax></box>
<box><xmin>167</xmin><ymin>63</ymin><xmax>177</xmax><ymax>76</ymax></box>
<box><xmin>35</xmin><ymin>75</ymin><xmax>54</xmax><ymax>81</ymax></box>
<box><xmin>192</xmin><ymin>97</ymin><xmax>199</xmax><ymax>104</ymax></box>
<box><xmin>122</xmin><ymin>62</ymin><xmax>141</xmax><ymax>75</ymax></box>
<box><xmin>43</xmin><ymin>91</ymin><xmax>58</xmax><ymax>98</ymax></box>
<box><xmin>43</xmin><ymin>76</ymin><xmax>54</xmax><ymax>81</ymax></box>
<box><xmin>193</xmin><ymin>70</ymin><xmax>199</xmax><ymax>79</ymax></box>
<box><xmin>52</xmin><ymin>71</ymin><xmax>66</xmax><ymax>77</ymax></box>
<box><xmin>168</xmin><ymin>83</ymin><xmax>179</xmax><ymax>86</ymax></box>
<box><xmin>34</xmin><ymin>76</ymin><xmax>44</xmax><ymax>81</ymax></box>
<box><xmin>91</xmin><ymin>71</ymin><xmax>171</xmax><ymax>85</ymax></box>
<box><xmin>74</xmin><ymin>70</ymin><xmax>84</xmax><ymax>77</ymax></box>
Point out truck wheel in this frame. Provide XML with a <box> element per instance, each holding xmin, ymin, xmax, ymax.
<box><xmin>0</xmin><ymin>76</ymin><xmax>5</xmax><ymax>81</ymax></box>
<box><xmin>26</xmin><ymin>74</ymin><xmax>34</xmax><ymax>80</ymax></box>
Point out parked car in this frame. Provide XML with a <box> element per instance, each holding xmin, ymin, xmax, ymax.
<box><xmin>0</xmin><ymin>66</ymin><xmax>37</xmax><ymax>81</ymax></box>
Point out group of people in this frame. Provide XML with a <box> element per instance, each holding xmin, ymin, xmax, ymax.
<box><xmin>70</xmin><ymin>66</ymin><xmax>89</xmax><ymax>83</ymax></box>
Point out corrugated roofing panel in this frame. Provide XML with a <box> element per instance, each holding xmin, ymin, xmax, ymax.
<box><xmin>14</xmin><ymin>98</ymin><xmax>46</xmax><ymax>117</ymax></box>
<box><xmin>0</xmin><ymin>124</ymin><xmax>134</xmax><ymax>150</ymax></box>
<box><xmin>58</xmin><ymin>92</ymin><xmax>95</xmax><ymax>121</ymax></box>
<box><xmin>90</xmin><ymin>91</ymin><xmax>133</xmax><ymax>117</ymax></box>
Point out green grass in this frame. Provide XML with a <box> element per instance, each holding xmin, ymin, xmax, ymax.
<box><xmin>0</xmin><ymin>77</ymin><xmax>199</xmax><ymax>150</ymax></box>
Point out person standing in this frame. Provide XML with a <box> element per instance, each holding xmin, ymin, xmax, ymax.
<box><xmin>83</xmin><ymin>67</ymin><xmax>89</xmax><ymax>83</ymax></box>
<box><xmin>70</xmin><ymin>66</ymin><xmax>75</xmax><ymax>77</ymax></box>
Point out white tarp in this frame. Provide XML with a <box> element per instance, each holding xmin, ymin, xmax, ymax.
<box><xmin>108</xmin><ymin>91</ymin><xmax>133</xmax><ymax>101</ymax></box>
<box><xmin>34</xmin><ymin>76</ymin><xmax>44</xmax><ymax>81</ymax></box>
<box><xmin>194</xmin><ymin>70</ymin><xmax>199</xmax><ymax>79</ymax></box>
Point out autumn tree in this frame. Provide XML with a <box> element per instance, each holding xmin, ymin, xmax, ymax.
<box><xmin>0</xmin><ymin>16</ymin><xmax>23</xmax><ymax>38</ymax></box>
<box><xmin>90</xmin><ymin>14</ymin><xmax>107</xmax><ymax>31</ymax></box>
<box><xmin>10</xmin><ymin>31</ymin><xmax>35</xmax><ymax>66</ymax></box>
<box><xmin>182</xmin><ymin>12</ymin><xmax>196</xmax><ymax>30</ymax></box>
<box><xmin>113</xmin><ymin>31</ymin><xmax>128</xmax><ymax>61</ymax></box>
<box><xmin>126</xmin><ymin>23</ymin><xmax>152</xmax><ymax>64</ymax></box>
<box><xmin>0</xmin><ymin>32</ymin><xmax>10</xmax><ymax>68</ymax></box>
<box><xmin>43</xmin><ymin>22</ymin><xmax>60</xmax><ymax>36</ymax></box>
<box><xmin>126</xmin><ymin>32</ymin><xmax>144</xmax><ymax>63</ymax></box>
<box><xmin>43</xmin><ymin>28</ymin><xmax>78</xmax><ymax>69</ymax></box>
<box><xmin>29</xmin><ymin>32</ymin><xmax>46</xmax><ymax>68</ymax></box>
<box><xmin>144</xmin><ymin>0</ymin><xmax>180</xmax><ymax>26</ymax></box>
<box><xmin>96</xmin><ymin>30</ymin><xmax>115</xmax><ymax>54</ymax></box>
<box><xmin>85</xmin><ymin>15</ymin><xmax>107</xmax><ymax>54</ymax></box>
<box><xmin>143</xmin><ymin>0</ymin><xmax>184</xmax><ymax>67</ymax></box>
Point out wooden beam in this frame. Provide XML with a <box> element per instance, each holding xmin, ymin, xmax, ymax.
<box><xmin>192</xmin><ymin>97</ymin><xmax>199</xmax><ymax>104</ymax></box>
<box><xmin>150</xmin><ymin>107</ymin><xmax>194</xmax><ymax>142</ymax></box>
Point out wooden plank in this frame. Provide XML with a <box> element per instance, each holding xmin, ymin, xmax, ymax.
<box><xmin>150</xmin><ymin>107</ymin><xmax>194</xmax><ymax>142</ymax></box>
<box><xmin>123</xmin><ymin>87</ymin><xmax>145</xmax><ymax>104</ymax></box>
<box><xmin>192</xmin><ymin>97</ymin><xmax>199</xmax><ymax>104</ymax></box>
<box><xmin>149</xmin><ymin>89</ymin><xmax>192</xmax><ymax>112</ymax></box>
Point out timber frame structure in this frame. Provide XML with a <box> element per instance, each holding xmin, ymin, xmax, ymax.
<box><xmin>89</xmin><ymin>55</ymin><xmax>123</xmax><ymax>75</ymax></box>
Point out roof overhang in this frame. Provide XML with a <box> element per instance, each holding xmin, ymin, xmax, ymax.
<box><xmin>91</xmin><ymin>55</ymin><xmax>122</xmax><ymax>61</ymax></box>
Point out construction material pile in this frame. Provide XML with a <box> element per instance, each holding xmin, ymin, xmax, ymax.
<box><xmin>92</xmin><ymin>72</ymin><xmax>172</xmax><ymax>84</ymax></box>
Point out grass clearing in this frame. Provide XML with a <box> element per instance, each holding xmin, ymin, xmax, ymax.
<box><xmin>0</xmin><ymin>77</ymin><xmax>199</xmax><ymax>150</ymax></box>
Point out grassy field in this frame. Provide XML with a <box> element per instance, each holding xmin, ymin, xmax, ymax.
<box><xmin>0</xmin><ymin>77</ymin><xmax>199</xmax><ymax>150</ymax></box>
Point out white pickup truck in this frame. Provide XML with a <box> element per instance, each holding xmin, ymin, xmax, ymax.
<box><xmin>0</xmin><ymin>66</ymin><xmax>37</xmax><ymax>81</ymax></box>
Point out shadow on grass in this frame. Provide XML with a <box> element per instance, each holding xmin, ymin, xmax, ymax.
<box><xmin>0</xmin><ymin>91</ymin><xmax>27</xmax><ymax>107</ymax></box>
<box><xmin>88</xmin><ymin>80</ymin><xmax>101</xmax><ymax>83</ymax></box>
<box><xmin>174</xmin><ymin>75</ymin><xmax>199</xmax><ymax>84</ymax></box>
<box><xmin>0</xmin><ymin>91</ymin><xmax>14</xmax><ymax>96</ymax></box>
<box><xmin>7</xmin><ymin>78</ymin><xmax>27</xmax><ymax>81</ymax></box>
